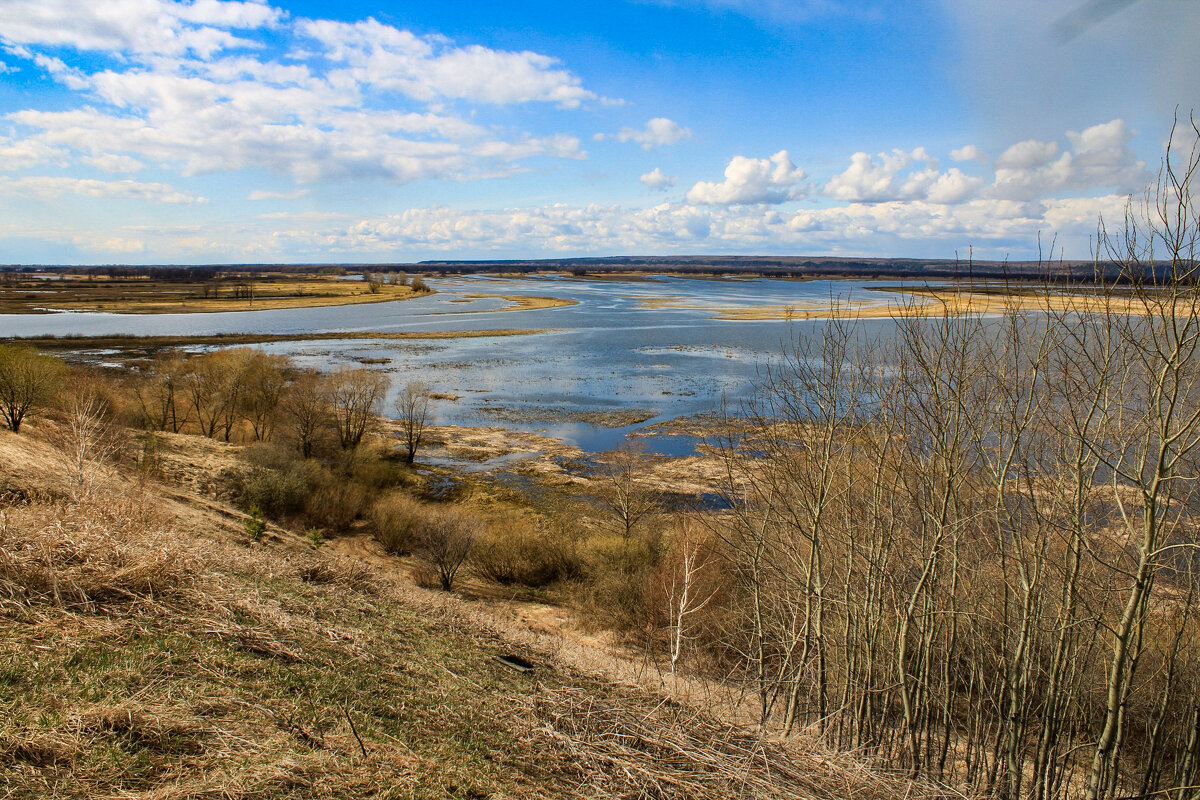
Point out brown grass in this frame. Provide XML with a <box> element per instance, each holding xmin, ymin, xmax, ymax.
<box><xmin>6</xmin><ymin>328</ymin><xmax>548</xmax><ymax>353</ymax></box>
<box><xmin>457</xmin><ymin>293</ymin><xmax>578</xmax><ymax>312</ymax></box>
<box><xmin>0</xmin><ymin>275</ymin><xmax>420</xmax><ymax>314</ymax></box>
<box><xmin>0</xmin><ymin>428</ymin><xmax>951</xmax><ymax>800</ymax></box>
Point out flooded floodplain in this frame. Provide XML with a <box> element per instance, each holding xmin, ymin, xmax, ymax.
<box><xmin>0</xmin><ymin>274</ymin><xmax>945</xmax><ymax>453</ymax></box>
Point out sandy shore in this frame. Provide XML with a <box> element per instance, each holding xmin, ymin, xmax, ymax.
<box><xmin>637</xmin><ymin>287</ymin><xmax>1180</xmax><ymax>321</ymax></box>
<box><xmin>457</xmin><ymin>293</ymin><xmax>578</xmax><ymax>312</ymax></box>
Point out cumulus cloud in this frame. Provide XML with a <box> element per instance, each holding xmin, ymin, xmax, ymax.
<box><xmin>255</xmin><ymin>194</ymin><xmax>1108</xmax><ymax>260</ymax></box>
<box><xmin>990</xmin><ymin>119</ymin><xmax>1148</xmax><ymax>200</ymax></box>
<box><xmin>995</xmin><ymin>139</ymin><xmax>1059</xmax><ymax>170</ymax></box>
<box><xmin>608</xmin><ymin>118</ymin><xmax>692</xmax><ymax>149</ymax></box>
<box><xmin>0</xmin><ymin>5</ymin><xmax>605</xmax><ymax>186</ymax></box>
<box><xmin>640</xmin><ymin>168</ymin><xmax>676</xmax><ymax>190</ymax></box>
<box><xmin>0</xmin><ymin>187</ymin><xmax>1135</xmax><ymax>263</ymax></box>
<box><xmin>0</xmin><ymin>0</ymin><xmax>281</xmax><ymax>59</ymax></box>
<box><xmin>686</xmin><ymin>150</ymin><xmax>808</xmax><ymax>205</ymax></box>
<box><xmin>950</xmin><ymin>144</ymin><xmax>986</xmax><ymax>162</ymax></box>
<box><xmin>824</xmin><ymin>147</ymin><xmax>984</xmax><ymax>204</ymax></box>
<box><xmin>299</xmin><ymin>17</ymin><xmax>600</xmax><ymax>108</ymax></box>
<box><xmin>0</xmin><ymin>176</ymin><xmax>206</xmax><ymax>204</ymax></box>
<box><xmin>248</xmin><ymin>188</ymin><xmax>310</xmax><ymax>200</ymax></box>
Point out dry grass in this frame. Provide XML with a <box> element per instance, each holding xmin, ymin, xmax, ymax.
<box><xmin>9</xmin><ymin>328</ymin><xmax>548</xmax><ymax>353</ymax></box>
<box><xmin>0</xmin><ymin>275</ymin><xmax>419</xmax><ymax>315</ymax></box>
<box><xmin>0</xmin><ymin>428</ymin><xmax>948</xmax><ymax>800</ymax></box>
<box><xmin>457</xmin><ymin>293</ymin><xmax>578</xmax><ymax>312</ymax></box>
<box><xmin>524</xmin><ymin>686</ymin><xmax>955</xmax><ymax>800</ymax></box>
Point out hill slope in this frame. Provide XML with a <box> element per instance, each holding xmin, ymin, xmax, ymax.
<box><xmin>0</xmin><ymin>428</ymin><xmax>941</xmax><ymax>800</ymax></box>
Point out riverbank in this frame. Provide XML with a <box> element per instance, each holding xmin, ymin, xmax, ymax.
<box><xmin>3</xmin><ymin>328</ymin><xmax>549</xmax><ymax>354</ymax></box>
<box><xmin>635</xmin><ymin>284</ymin><xmax>1177</xmax><ymax>320</ymax></box>
<box><xmin>0</xmin><ymin>273</ymin><xmax>435</xmax><ymax>314</ymax></box>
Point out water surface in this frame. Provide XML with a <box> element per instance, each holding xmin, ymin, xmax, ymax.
<box><xmin>0</xmin><ymin>274</ymin><xmax>919</xmax><ymax>452</ymax></box>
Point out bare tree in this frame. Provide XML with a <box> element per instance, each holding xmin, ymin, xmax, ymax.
<box><xmin>59</xmin><ymin>389</ymin><xmax>122</xmax><ymax>500</ymax></box>
<box><xmin>660</xmin><ymin>518</ymin><xmax>717</xmax><ymax>675</ymax></box>
<box><xmin>0</xmin><ymin>345</ymin><xmax>62</xmax><ymax>433</ymax></box>
<box><xmin>240</xmin><ymin>350</ymin><xmax>290</xmax><ymax>441</ymax></box>
<box><xmin>183</xmin><ymin>352</ymin><xmax>231</xmax><ymax>439</ymax></box>
<box><xmin>594</xmin><ymin>440</ymin><xmax>661</xmax><ymax>541</ymax></box>
<box><xmin>135</xmin><ymin>355</ymin><xmax>188</xmax><ymax>433</ymax></box>
<box><xmin>282</xmin><ymin>370</ymin><xmax>330</xmax><ymax>458</ymax></box>
<box><xmin>414</xmin><ymin>508</ymin><xmax>477</xmax><ymax>591</ymax></box>
<box><xmin>328</xmin><ymin>367</ymin><xmax>389</xmax><ymax>450</ymax></box>
<box><xmin>394</xmin><ymin>381</ymin><xmax>431</xmax><ymax>464</ymax></box>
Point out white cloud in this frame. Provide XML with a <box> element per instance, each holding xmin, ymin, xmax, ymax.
<box><xmin>990</xmin><ymin>119</ymin><xmax>1147</xmax><ymax>200</ymax></box>
<box><xmin>686</xmin><ymin>150</ymin><xmax>808</xmax><ymax>205</ymax></box>
<box><xmin>0</xmin><ymin>6</ymin><xmax>606</xmax><ymax>187</ymax></box>
<box><xmin>473</xmin><ymin>134</ymin><xmax>584</xmax><ymax>162</ymax></box>
<box><xmin>924</xmin><ymin>169</ymin><xmax>986</xmax><ymax>204</ymax></box>
<box><xmin>0</xmin><ymin>188</ymin><xmax>1137</xmax><ymax>263</ymax></box>
<box><xmin>0</xmin><ymin>176</ymin><xmax>206</xmax><ymax>204</ymax></box>
<box><xmin>640</xmin><ymin>167</ymin><xmax>676</xmax><ymax>190</ymax></box>
<box><xmin>0</xmin><ymin>135</ymin><xmax>67</xmax><ymax>170</ymax></box>
<box><xmin>0</xmin><ymin>0</ymin><xmax>280</xmax><ymax>59</ymax></box>
<box><xmin>248</xmin><ymin>188</ymin><xmax>310</xmax><ymax>200</ymax></box>
<box><xmin>253</xmin><ymin>194</ymin><xmax>1108</xmax><ymax>259</ymax></box>
<box><xmin>610</xmin><ymin>117</ymin><xmax>692</xmax><ymax>149</ymax></box>
<box><xmin>298</xmin><ymin>18</ymin><xmax>600</xmax><ymax>108</ymax></box>
<box><xmin>995</xmin><ymin>139</ymin><xmax>1059</xmax><ymax>170</ymax></box>
<box><xmin>82</xmin><ymin>153</ymin><xmax>145</xmax><ymax>173</ymax></box>
<box><xmin>824</xmin><ymin>147</ymin><xmax>983</xmax><ymax>204</ymax></box>
<box><xmin>950</xmin><ymin>144</ymin><xmax>985</xmax><ymax>162</ymax></box>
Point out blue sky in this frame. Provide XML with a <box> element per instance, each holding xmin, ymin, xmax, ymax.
<box><xmin>0</xmin><ymin>0</ymin><xmax>1195</xmax><ymax>264</ymax></box>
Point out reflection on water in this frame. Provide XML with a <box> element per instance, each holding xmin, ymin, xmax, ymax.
<box><xmin>0</xmin><ymin>273</ymin><xmax>920</xmax><ymax>453</ymax></box>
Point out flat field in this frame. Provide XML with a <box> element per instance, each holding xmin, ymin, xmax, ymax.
<box><xmin>0</xmin><ymin>272</ymin><xmax>421</xmax><ymax>314</ymax></box>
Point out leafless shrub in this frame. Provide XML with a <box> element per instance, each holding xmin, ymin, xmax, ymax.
<box><xmin>57</xmin><ymin>389</ymin><xmax>124</xmax><ymax>501</ymax></box>
<box><xmin>471</xmin><ymin>510</ymin><xmax>584</xmax><ymax>587</ymax></box>
<box><xmin>413</xmin><ymin>507</ymin><xmax>478</xmax><ymax>591</ymax></box>
<box><xmin>393</xmin><ymin>380</ymin><xmax>431</xmax><ymax>464</ymax></box>
<box><xmin>368</xmin><ymin>490</ymin><xmax>426</xmax><ymax>555</ymax></box>
<box><xmin>304</xmin><ymin>480</ymin><xmax>368</xmax><ymax>533</ymax></box>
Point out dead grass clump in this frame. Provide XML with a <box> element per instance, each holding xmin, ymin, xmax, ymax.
<box><xmin>367</xmin><ymin>490</ymin><xmax>426</xmax><ymax>555</ymax></box>
<box><xmin>0</xmin><ymin>493</ymin><xmax>201</xmax><ymax>615</ymax></box>
<box><xmin>79</xmin><ymin>703</ymin><xmax>207</xmax><ymax>756</ymax></box>
<box><xmin>526</xmin><ymin>686</ymin><xmax>952</xmax><ymax>800</ymax></box>
<box><xmin>471</xmin><ymin>511</ymin><xmax>584</xmax><ymax>588</ymax></box>
<box><xmin>304</xmin><ymin>481</ymin><xmax>368</xmax><ymax>533</ymax></box>
<box><xmin>292</xmin><ymin>553</ymin><xmax>379</xmax><ymax>594</ymax></box>
<box><xmin>0</xmin><ymin>732</ymin><xmax>75</xmax><ymax>769</ymax></box>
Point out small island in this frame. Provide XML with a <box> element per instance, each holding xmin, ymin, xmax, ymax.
<box><xmin>0</xmin><ymin>267</ymin><xmax>432</xmax><ymax>314</ymax></box>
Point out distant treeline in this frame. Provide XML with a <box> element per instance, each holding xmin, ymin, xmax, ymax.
<box><xmin>412</xmin><ymin>255</ymin><xmax>1133</xmax><ymax>283</ymax></box>
<box><xmin>1</xmin><ymin>256</ymin><xmax>1189</xmax><ymax>283</ymax></box>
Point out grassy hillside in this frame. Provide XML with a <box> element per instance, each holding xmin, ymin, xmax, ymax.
<box><xmin>0</xmin><ymin>428</ymin><xmax>940</xmax><ymax>800</ymax></box>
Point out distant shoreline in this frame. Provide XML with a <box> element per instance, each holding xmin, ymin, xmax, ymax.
<box><xmin>0</xmin><ymin>255</ymin><xmax>1134</xmax><ymax>284</ymax></box>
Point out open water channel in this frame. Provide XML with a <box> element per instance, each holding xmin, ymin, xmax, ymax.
<box><xmin>0</xmin><ymin>274</ymin><xmax>930</xmax><ymax>454</ymax></box>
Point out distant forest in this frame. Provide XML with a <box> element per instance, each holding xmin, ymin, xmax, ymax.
<box><xmin>0</xmin><ymin>255</ymin><xmax>1167</xmax><ymax>283</ymax></box>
